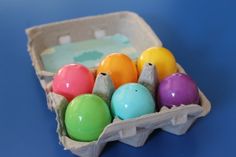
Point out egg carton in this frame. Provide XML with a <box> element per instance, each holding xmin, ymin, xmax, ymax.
<box><xmin>25</xmin><ymin>11</ymin><xmax>211</xmax><ymax>157</ymax></box>
<box><xmin>46</xmin><ymin>63</ymin><xmax>210</xmax><ymax>157</ymax></box>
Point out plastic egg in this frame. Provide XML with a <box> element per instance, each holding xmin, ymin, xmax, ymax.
<box><xmin>137</xmin><ymin>47</ymin><xmax>177</xmax><ymax>81</ymax></box>
<box><xmin>158</xmin><ymin>73</ymin><xmax>200</xmax><ymax>108</ymax></box>
<box><xmin>97</xmin><ymin>53</ymin><xmax>138</xmax><ymax>89</ymax></box>
<box><xmin>52</xmin><ymin>64</ymin><xmax>94</xmax><ymax>102</ymax></box>
<box><xmin>111</xmin><ymin>83</ymin><xmax>155</xmax><ymax>120</ymax></box>
<box><xmin>65</xmin><ymin>94</ymin><xmax>112</xmax><ymax>142</ymax></box>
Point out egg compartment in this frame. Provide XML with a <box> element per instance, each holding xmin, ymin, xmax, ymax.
<box><xmin>45</xmin><ymin>63</ymin><xmax>210</xmax><ymax>157</ymax></box>
<box><xmin>26</xmin><ymin>11</ymin><xmax>162</xmax><ymax>90</ymax></box>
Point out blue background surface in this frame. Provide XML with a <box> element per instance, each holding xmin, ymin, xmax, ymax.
<box><xmin>0</xmin><ymin>0</ymin><xmax>236</xmax><ymax>156</ymax></box>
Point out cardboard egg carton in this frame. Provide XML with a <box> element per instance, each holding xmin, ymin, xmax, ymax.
<box><xmin>26</xmin><ymin>11</ymin><xmax>211</xmax><ymax>157</ymax></box>
<box><xmin>46</xmin><ymin>63</ymin><xmax>210</xmax><ymax>157</ymax></box>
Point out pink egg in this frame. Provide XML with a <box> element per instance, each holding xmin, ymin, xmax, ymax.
<box><xmin>52</xmin><ymin>64</ymin><xmax>94</xmax><ymax>102</ymax></box>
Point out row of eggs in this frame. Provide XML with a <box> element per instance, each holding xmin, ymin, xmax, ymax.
<box><xmin>52</xmin><ymin>47</ymin><xmax>199</xmax><ymax>142</ymax></box>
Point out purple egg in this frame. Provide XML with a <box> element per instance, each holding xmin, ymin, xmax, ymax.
<box><xmin>158</xmin><ymin>73</ymin><xmax>200</xmax><ymax>108</ymax></box>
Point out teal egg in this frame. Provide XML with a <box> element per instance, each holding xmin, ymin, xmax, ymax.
<box><xmin>111</xmin><ymin>83</ymin><xmax>156</xmax><ymax>120</ymax></box>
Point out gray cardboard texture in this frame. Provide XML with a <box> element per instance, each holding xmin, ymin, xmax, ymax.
<box><xmin>92</xmin><ymin>73</ymin><xmax>115</xmax><ymax>105</ymax></box>
<box><xmin>26</xmin><ymin>11</ymin><xmax>211</xmax><ymax>157</ymax></box>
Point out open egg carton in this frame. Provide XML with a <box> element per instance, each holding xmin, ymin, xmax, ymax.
<box><xmin>26</xmin><ymin>11</ymin><xmax>211</xmax><ymax>157</ymax></box>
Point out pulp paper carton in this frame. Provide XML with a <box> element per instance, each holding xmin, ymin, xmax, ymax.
<box><xmin>26</xmin><ymin>11</ymin><xmax>211</xmax><ymax>157</ymax></box>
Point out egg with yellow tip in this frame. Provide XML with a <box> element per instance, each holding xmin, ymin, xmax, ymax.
<box><xmin>137</xmin><ymin>47</ymin><xmax>177</xmax><ymax>81</ymax></box>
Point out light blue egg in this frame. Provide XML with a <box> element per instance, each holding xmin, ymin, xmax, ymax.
<box><xmin>111</xmin><ymin>83</ymin><xmax>156</xmax><ymax>120</ymax></box>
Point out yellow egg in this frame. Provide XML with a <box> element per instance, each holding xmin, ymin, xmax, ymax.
<box><xmin>137</xmin><ymin>47</ymin><xmax>177</xmax><ymax>81</ymax></box>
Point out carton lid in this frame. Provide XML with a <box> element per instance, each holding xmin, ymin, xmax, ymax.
<box><xmin>26</xmin><ymin>11</ymin><xmax>163</xmax><ymax>87</ymax></box>
<box><xmin>40</xmin><ymin>34</ymin><xmax>140</xmax><ymax>73</ymax></box>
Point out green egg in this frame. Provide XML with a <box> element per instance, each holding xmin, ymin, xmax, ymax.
<box><xmin>65</xmin><ymin>94</ymin><xmax>112</xmax><ymax>142</ymax></box>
